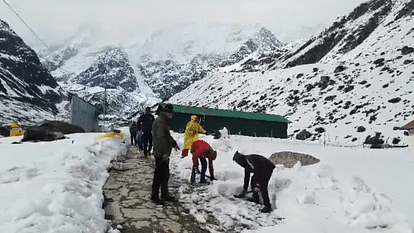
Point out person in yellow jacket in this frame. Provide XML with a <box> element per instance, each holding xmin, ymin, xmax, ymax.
<box><xmin>182</xmin><ymin>115</ymin><xmax>206</xmax><ymax>157</ymax></box>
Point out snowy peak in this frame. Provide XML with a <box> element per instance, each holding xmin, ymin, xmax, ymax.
<box><xmin>0</xmin><ymin>19</ymin><xmax>64</xmax><ymax>124</ymax></box>
<box><xmin>73</xmin><ymin>46</ymin><xmax>139</xmax><ymax>92</ymax></box>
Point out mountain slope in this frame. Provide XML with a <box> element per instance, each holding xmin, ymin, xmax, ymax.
<box><xmin>169</xmin><ymin>0</ymin><xmax>414</xmax><ymax>146</ymax></box>
<box><xmin>0</xmin><ymin>20</ymin><xmax>64</xmax><ymax>124</ymax></box>
<box><xmin>41</xmin><ymin>23</ymin><xmax>284</xmax><ymax>108</ymax></box>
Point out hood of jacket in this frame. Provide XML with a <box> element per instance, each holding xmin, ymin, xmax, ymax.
<box><xmin>233</xmin><ymin>151</ymin><xmax>249</xmax><ymax>169</ymax></box>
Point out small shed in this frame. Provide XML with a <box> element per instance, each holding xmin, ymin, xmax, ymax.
<box><xmin>156</xmin><ymin>103</ymin><xmax>290</xmax><ymax>138</ymax></box>
<box><xmin>70</xmin><ymin>94</ymin><xmax>100</xmax><ymax>132</ymax></box>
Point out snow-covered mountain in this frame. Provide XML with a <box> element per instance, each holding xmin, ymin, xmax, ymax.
<box><xmin>40</xmin><ymin>22</ymin><xmax>284</xmax><ymax>112</ymax></box>
<box><xmin>170</xmin><ymin>0</ymin><xmax>414</xmax><ymax>146</ymax></box>
<box><xmin>43</xmin><ymin>45</ymin><xmax>154</xmax><ymax>116</ymax></box>
<box><xmin>0</xmin><ymin>20</ymin><xmax>64</xmax><ymax>125</ymax></box>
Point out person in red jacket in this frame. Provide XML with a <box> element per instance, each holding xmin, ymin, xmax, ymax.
<box><xmin>184</xmin><ymin>140</ymin><xmax>217</xmax><ymax>183</ymax></box>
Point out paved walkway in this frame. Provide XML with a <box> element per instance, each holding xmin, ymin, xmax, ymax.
<box><xmin>103</xmin><ymin>146</ymin><xmax>210</xmax><ymax>233</ymax></box>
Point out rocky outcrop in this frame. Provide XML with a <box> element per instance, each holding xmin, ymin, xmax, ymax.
<box><xmin>268</xmin><ymin>151</ymin><xmax>320</xmax><ymax>168</ymax></box>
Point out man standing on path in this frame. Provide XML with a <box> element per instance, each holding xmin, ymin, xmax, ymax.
<box><xmin>138</xmin><ymin>107</ymin><xmax>155</xmax><ymax>157</ymax></box>
<box><xmin>151</xmin><ymin>103</ymin><xmax>180</xmax><ymax>204</ymax></box>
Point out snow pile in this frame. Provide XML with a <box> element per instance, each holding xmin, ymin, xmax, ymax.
<box><xmin>0</xmin><ymin>133</ymin><xmax>126</xmax><ymax>233</ymax></box>
<box><xmin>1</xmin><ymin>129</ymin><xmax>413</xmax><ymax>233</ymax></box>
<box><xmin>171</xmin><ymin>132</ymin><xmax>413</xmax><ymax>233</ymax></box>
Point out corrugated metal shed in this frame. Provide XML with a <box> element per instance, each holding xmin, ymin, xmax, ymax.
<box><xmin>157</xmin><ymin>103</ymin><xmax>290</xmax><ymax>138</ymax></box>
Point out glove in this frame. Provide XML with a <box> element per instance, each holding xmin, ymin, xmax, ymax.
<box><xmin>234</xmin><ymin>189</ymin><xmax>246</xmax><ymax>198</ymax></box>
<box><xmin>181</xmin><ymin>149</ymin><xmax>189</xmax><ymax>158</ymax></box>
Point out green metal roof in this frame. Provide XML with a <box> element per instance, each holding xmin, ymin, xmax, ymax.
<box><xmin>158</xmin><ymin>103</ymin><xmax>290</xmax><ymax>123</ymax></box>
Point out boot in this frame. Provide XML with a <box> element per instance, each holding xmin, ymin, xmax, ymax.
<box><xmin>150</xmin><ymin>195</ymin><xmax>164</xmax><ymax>205</ymax></box>
<box><xmin>247</xmin><ymin>196</ymin><xmax>259</xmax><ymax>204</ymax></box>
<box><xmin>199</xmin><ymin>179</ymin><xmax>209</xmax><ymax>184</ymax></box>
<box><xmin>210</xmin><ymin>175</ymin><xmax>216</xmax><ymax>181</ymax></box>
<box><xmin>161</xmin><ymin>193</ymin><xmax>175</xmax><ymax>202</ymax></box>
<box><xmin>260</xmin><ymin>205</ymin><xmax>272</xmax><ymax>213</ymax></box>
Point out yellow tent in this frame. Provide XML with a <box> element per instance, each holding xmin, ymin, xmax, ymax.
<box><xmin>10</xmin><ymin>122</ymin><xmax>25</xmax><ymax>137</ymax></box>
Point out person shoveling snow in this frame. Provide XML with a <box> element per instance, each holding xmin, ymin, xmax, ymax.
<box><xmin>233</xmin><ymin>151</ymin><xmax>275</xmax><ymax>213</ymax></box>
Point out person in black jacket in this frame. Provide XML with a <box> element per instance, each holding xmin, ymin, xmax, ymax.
<box><xmin>233</xmin><ymin>151</ymin><xmax>275</xmax><ymax>213</ymax></box>
<box><xmin>138</xmin><ymin>107</ymin><xmax>155</xmax><ymax>157</ymax></box>
<box><xmin>129</xmin><ymin>121</ymin><xmax>139</xmax><ymax>146</ymax></box>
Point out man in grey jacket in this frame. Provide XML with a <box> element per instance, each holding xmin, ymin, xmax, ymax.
<box><xmin>150</xmin><ymin>103</ymin><xmax>179</xmax><ymax>204</ymax></box>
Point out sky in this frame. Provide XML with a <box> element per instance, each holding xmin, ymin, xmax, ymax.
<box><xmin>1</xmin><ymin>128</ymin><xmax>414</xmax><ymax>232</ymax></box>
<box><xmin>0</xmin><ymin>0</ymin><xmax>368</xmax><ymax>50</ymax></box>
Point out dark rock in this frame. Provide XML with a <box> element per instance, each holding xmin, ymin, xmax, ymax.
<box><xmin>373</xmin><ymin>58</ymin><xmax>385</xmax><ymax>66</ymax></box>
<box><xmin>343</xmin><ymin>85</ymin><xmax>354</xmax><ymax>93</ymax></box>
<box><xmin>334</xmin><ymin>65</ymin><xmax>347</xmax><ymax>73</ymax></box>
<box><xmin>401</xmin><ymin>46</ymin><xmax>414</xmax><ymax>55</ymax></box>
<box><xmin>364</xmin><ymin>132</ymin><xmax>384</xmax><ymax>145</ymax></box>
<box><xmin>0</xmin><ymin>125</ymin><xmax>9</xmax><ymax>137</ymax></box>
<box><xmin>39</xmin><ymin>121</ymin><xmax>85</xmax><ymax>134</ymax></box>
<box><xmin>268</xmin><ymin>151</ymin><xmax>320</xmax><ymax>168</ymax></box>
<box><xmin>22</xmin><ymin>126</ymin><xmax>65</xmax><ymax>142</ymax></box>
<box><xmin>296</xmin><ymin>73</ymin><xmax>304</xmax><ymax>78</ymax></box>
<box><xmin>315</xmin><ymin>127</ymin><xmax>326</xmax><ymax>133</ymax></box>
<box><xmin>296</xmin><ymin>129</ymin><xmax>312</xmax><ymax>140</ymax></box>
<box><xmin>357</xmin><ymin>126</ymin><xmax>366</xmax><ymax>132</ymax></box>
<box><xmin>388</xmin><ymin>97</ymin><xmax>401</xmax><ymax>103</ymax></box>
<box><xmin>403</xmin><ymin>59</ymin><xmax>413</xmax><ymax>65</ymax></box>
<box><xmin>320</xmin><ymin>76</ymin><xmax>330</xmax><ymax>83</ymax></box>
<box><xmin>392</xmin><ymin>137</ymin><xmax>401</xmax><ymax>144</ymax></box>
<box><xmin>325</xmin><ymin>95</ymin><xmax>336</xmax><ymax>101</ymax></box>
<box><xmin>305</xmin><ymin>84</ymin><xmax>315</xmax><ymax>91</ymax></box>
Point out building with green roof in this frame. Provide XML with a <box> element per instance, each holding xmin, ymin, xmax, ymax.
<box><xmin>157</xmin><ymin>103</ymin><xmax>290</xmax><ymax>138</ymax></box>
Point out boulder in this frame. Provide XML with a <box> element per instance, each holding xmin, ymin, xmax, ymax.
<box><xmin>268</xmin><ymin>151</ymin><xmax>320</xmax><ymax>168</ymax></box>
<box><xmin>39</xmin><ymin>121</ymin><xmax>85</xmax><ymax>134</ymax></box>
<box><xmin>0</xmin><ymin>125</ymin><xmax>9</xmax><ymax>137</ymax></box>
<box><xmin>296</xmin><ymin>129</ymin><xmax>312</xmax><ymax>140</ymax></box>
<box><xmin>22</xmin><ymin>126</ymin><xmax>65</xmax><ymax>142</ymax></box>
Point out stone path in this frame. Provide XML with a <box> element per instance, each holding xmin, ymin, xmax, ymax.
<box><xmin>103</xmin><ymin>146</ymin><xmax>210</xmax><ymax>233</ymax></box>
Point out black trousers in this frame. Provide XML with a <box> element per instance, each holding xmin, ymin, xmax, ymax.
<box><xmin>142</xmin><ymin>131</ymin><xmax>153</xmax><ymax>156</ymax></box>
<box><xmin>152</xmin><ymin>157</ymin><xmax>170</xmax><ymax>198</ymax></box>
<box><xmin>251</xmin><ymin>169</ymin><xmax>273</xmax><ymax>207</ymax></box>
<box><xmin>191</xmin><ymin>157</ymin><xmax>207</xmax><ymax>182</ymax></box>
<box><xmin>130</xmin><ymin>131</ymin><xmax>137</xmax><ymax>145</ymax></box>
